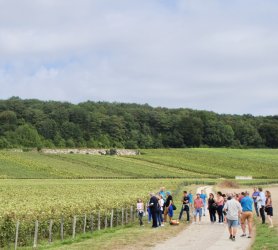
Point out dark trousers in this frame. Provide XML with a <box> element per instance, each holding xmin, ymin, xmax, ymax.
<box><xmin>179</xmin><ymin>206</ymin><xmax>190</xmax><ymax>221</ymax></box>
<box><xmin>151</xmin><ymin>210</ymin><xmax>158</xmax><ymax>227</ymax></box>
<box><xmin>209</xmin><ymin>208</ymin><xmax>216</xmax><ymax>222</ymax></box>
<box><xmin>260</xmin><ymin>206</ymin><xmax>265</xmax><ymax>224</ymax></box>
<box><xmin>254</xmin><ymin>202</ymin><xmax>259</xmax><ymax>216</ymax></box>
<box><xmin>217</xmin><ymin>205</ymin><xmax>224</xmax><ymax>222</ymax></box>
<box><xmin>138</xmin><ymin>212</ymin><xmax>144</xmax><ymax>225</ymax></box>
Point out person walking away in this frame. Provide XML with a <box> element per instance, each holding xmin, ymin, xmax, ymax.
<box><xmin>136</xmin><ymin>199</ymin><xmax>144</xmax><ymax>226</ymax></box>
<box><xmin>216</xmin><ymin>191</ymin><xmax>224</xmax><ymax>224</ymax></box>
<box><xmin>149</xmin><ymin>193</ymin><xmax>158</xmax><ymax>228</ymax></box>
<box><xmin>165</xmin><ymin>191</ymin><xmax>174</xmax><ymax>222</ymax></box>
<box><xmin>240</xmin><ymin>191</ymin><xmax>253</xmax><ymax>238</ymax></box>
<box><xmin>252</xmin><ymin>187</ymin><xmax>260</xmax><ymax>217</ymax></box>
<box><xmin>193</xmin><ymin>193</ymin><xmax>203</xmax><ymax>224</ymax></box>
<box><xmin>224</xmin><ymin>194</ymin><xmax>242</xmax><ymax>241</ymax></box>
<box><xmin>178</xmin><ymin>191</ymin><xmax>190</xmax><ymax>223</ymax></box>
<box><xmin>200</xmin><ymin>190</ymin><xmax>207</xmax><ymax>216</ymax></box>
<box><xmin>208</xmin><ymin>193</ymin><xmax>217</xmax><ymax>223</ymax></box>
<box><xmin>265</xmin><ymin>191</ymin><xmax>273</xmax><ymax>228</ymax></box>
<box><xmin>257</xmin><ymin>187</ymin><xmax>266</xmax><ymax>224</ymax></box>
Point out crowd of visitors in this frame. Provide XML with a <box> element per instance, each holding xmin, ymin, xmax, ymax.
<box><xmin>136</xmin><ymin>186</ymin><xmax>274</xmax><ymax>241</ymax></box>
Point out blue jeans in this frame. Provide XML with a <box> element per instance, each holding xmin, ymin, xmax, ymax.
<box><xmin>147</xmin><ymin>207</ymin><xmax>152</xmax><ymax>222</ymax></box>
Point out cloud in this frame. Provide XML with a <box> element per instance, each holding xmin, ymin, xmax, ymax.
<box><xmin>0</xmin><ymin>0</ymin><xmax>278</xmax><ymax>115</ymax></box>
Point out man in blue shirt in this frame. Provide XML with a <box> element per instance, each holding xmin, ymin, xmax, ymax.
<box><xmin>200</xmin><ymin>190</ymin><xmax>207</xmax><ymax>216</ymax></box>
<box><xmin>240</xmin><ymin>191</ymin><xmax>253</xmax><ymax>238</ymax></box>
<box><xmin>252</xmin><ymin>187</ymin><xmax>260</xmax><ymax>217</ymax></box>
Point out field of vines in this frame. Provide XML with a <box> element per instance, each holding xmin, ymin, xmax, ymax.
<box><xmin>0</xmin><ymin>179</ymin><xmax>187</xmax><ymax>248</ymax></box>
<box><xmin>1</xmin><ymin>148</ymin><xmax>278</xmax><ymax>179</ymax></box>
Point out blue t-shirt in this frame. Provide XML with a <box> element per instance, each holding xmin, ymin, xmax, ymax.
<box><xmin>200</xmin><ymin>193</ymin><xmax>207</xmax><ymax>203</ymax></box>
<box><xmin>188</xmin><ymin>194</ymin><xmax>193</xmax><ymax>203</ymax></box>
<box><xmin>240</xmin><ymin>196</ymin><xmax>253</xmax><ymax>212</ymax></box>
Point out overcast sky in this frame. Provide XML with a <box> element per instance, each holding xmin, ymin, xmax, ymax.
<box><xmin>0</xmin><ymin>0</ymin><xmax>278</xmax><ymax>115</ymax></box>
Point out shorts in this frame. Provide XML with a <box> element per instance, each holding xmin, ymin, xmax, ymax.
<box><xmin>168</xmin><ymin>205</ymin><xmax>174</xmax><ymax>217</ymax></box>
<box><xmin>194</xmin><ymin>208</ymin><xmax>202</xmax><ymax>217</ymax></box>
<box><xmin>265</xmin><ymin>207</ymin><xmax>273</xmax><ymax>216</ymax></box>
<box><xmin>241</xmin><ymin>211</ymin><xmax>253</xmax><ymax>224</ymax></box>
<box><xmin>227</xmin><ymin>219</ymin><xmax>239</xmax><ymax>228</ymax></box>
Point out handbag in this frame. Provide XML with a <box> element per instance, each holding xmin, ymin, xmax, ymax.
<box><xmin>212</xmin><ymin>203</ymin><xmax>218</xmax><ymax>209</ymax></box>
<box><xmin>172</xmin><ymin>204</ymin><xmax>177</xmax><ymax>210</ymax></box>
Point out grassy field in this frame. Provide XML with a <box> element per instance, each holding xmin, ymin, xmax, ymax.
<box><xmin>1</xmin><ymin>148</ymin><xmax>278</xmax><ymax>179</ymax></box>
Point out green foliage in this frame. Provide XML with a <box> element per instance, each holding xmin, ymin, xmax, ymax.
<box><xmin>0</xmin><ymin>97</ymin><xmax>278</xmax><ymax>149</ymax></box>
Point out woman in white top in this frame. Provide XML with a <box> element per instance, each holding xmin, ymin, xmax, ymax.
<box><xmin>137</xmin><ymin>199</ymin><xmax>144</xmax><ymax>226</ymax></box>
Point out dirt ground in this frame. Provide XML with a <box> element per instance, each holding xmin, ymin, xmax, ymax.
<box><xmin>151</xmin><ymin>185</ymin><xmax>278</xmax><ymax>250</ymax></box>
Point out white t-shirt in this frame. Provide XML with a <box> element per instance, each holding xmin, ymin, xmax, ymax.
<box><xmin>224</xmin><ymin>198</ymin><xmax>242</xmax><ymax>220</ymax></box>
<box><xmin>159</xmin><ymin>199</ymin><xmax>164</xmax><ymax>211</ymax></box>
<box><xmin>137</xmin><ymin>202</ymin><xmax>144</xmax><ymax>212</ymax></box>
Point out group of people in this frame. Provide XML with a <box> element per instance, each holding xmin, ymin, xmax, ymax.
<box><xmin>136</xmin><ymin>187</ymin><xmax>175</xmax><ymax>228</ymax></box>
<box><xmin>136</xmin><ymin>186</ymin><xmax>274</xmax><ymax>241</ymax></box>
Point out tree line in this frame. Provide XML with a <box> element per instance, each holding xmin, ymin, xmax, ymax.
<box><xmin>0</xmin><ymin>97</ymin><xmax>277</xmax><ymax>149</ymax></box>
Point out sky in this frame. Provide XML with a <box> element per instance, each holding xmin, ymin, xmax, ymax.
<box><xmin>0</xmin><ymin>0</ymin><xmax>278</xmax><ymax>116</ymax></box>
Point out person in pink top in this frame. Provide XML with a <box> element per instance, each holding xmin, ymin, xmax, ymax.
<box><xmin>193</xmin><ymin>193</ymin><xmax>204</xmax><ymax>224</ymax></box>
<box><xmin>216</xmin><ymin>191</ymin><xmax>224</xmax><ymax>224</ymax></box>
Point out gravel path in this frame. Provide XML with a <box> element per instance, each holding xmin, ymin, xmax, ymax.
<box><xmin>152</xmin><ymin>186</ymin><xmax>253</xmax><ymax>250</ymax></box>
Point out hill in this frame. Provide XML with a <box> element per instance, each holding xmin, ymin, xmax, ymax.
<box><xmin>1</xmin><ymin>148</ymin><xmax>278</xmax><ymax>179</ymax></box>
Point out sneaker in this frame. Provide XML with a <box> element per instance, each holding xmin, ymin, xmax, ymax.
<box><xmin>247</xmin><ymin>236</ymin><xmax>252</xmax><ymax>238</ymax></box>
<box><xmin>229</xmin><ymin>235</ymin><xmax>232</xmax><ymax>240</ymax></box>
<box><xmin>232</xmin><ymin>236</ymin><xmax>235</xmax><ymax>241</ymax></box>
<box><xmin>269</xmin><ymin>225</ymin><xmax>274</xmax><ymax>228</ymax></box>
<box><xmin>192</xmin><ymin>222</ymin><xmax>196</xmax><ymax>224</ymax></box>
<box><xmin>161</xmin><ymin>224</ymin><xmax>165</xmax><ymax>227</ymax></box>
<box><xmin>240</xmin><ymin>234</ymin><xmax>246</xmax><ymax>237</ymax></box>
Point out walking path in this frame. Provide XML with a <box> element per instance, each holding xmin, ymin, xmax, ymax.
<box><xmin>152</xmin><ymin>186</ymin><xmax>254</xmax><ymax>250</ymax></box>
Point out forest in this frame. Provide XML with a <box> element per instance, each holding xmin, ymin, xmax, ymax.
<box><xmin>0</xmin><ymin>97</ymin><xmax>278</xmax><ymax>149</ymax></box>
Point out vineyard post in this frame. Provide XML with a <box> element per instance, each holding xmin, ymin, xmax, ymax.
<box><xmin>48</xmin><ymin>219</ymin><xmax>53</xmax><ymax>243</ymax></box>
<box><xmin>104</xmin><ymin>213</ymin><xmax>108</xmax><ymax>229</ymax></box>
<box><xmin>121</xmin><ymin>208</ymin><xmax>124</xmax><ymax>225</ymax></box>
<box><xmin>125</xmin><ymin>208</ymin><xmax>128</xmax><ymax>224</ymax></box>
<box><xmin>98</xmin><ymin>211</ymin><xmax>100</xmax><ymax>230</ymax></box>
<box><xmin>116</xmin><ymin>209</ymin><xmax>119</xmax><ymax>226</ymax></box>
<box><xmin>33</xmin><ymin>220</ymin><xmax>39</xmax><ymax>249</ymax></box>
<box><xmin>60</xmin><ymin>216</ymin><xmax>64</xmax><ymax>241</ymax></box>
<box><xmin>72</xmin><ymin>216</ymin><xmax>77</xmax><ymax>239</ymax></box>
<box><xmin>14</xmin><ymin>220</ymin><xmax>20</xmax><ymax>250</ymax></box>
<box><xmin>110</xmin><ymin>209</ymin><xmax>114</xmax><ymax>228</ymax></box>
<box><xmin>90</xmin><ymin>213</ymin><xmax>94</xmax><ymax>233</ymax></box>
<box><xmin>130</xmin><ymin>206</ymin><xmax>133</xmax><ymax>222</ymax></box>
<box><xmin>83</xmin><ymin>214</ymin><xmax>87</xmax><ymax>234</ymax></box>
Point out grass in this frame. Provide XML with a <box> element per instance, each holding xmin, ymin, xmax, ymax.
<box><xmin>1</xmin><ymin>148</ymin><xmax>278</xmax><ymax>179</ymax></box>
<box><xmin>252</xmin><ymin>221</ymin><xmax>278</xmax><ymax>250</ymax></box>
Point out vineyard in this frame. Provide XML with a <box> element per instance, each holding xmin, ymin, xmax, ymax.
<box><xmin>1</xmin><ymin>148</ymin><xmax>278</xmax><ymax>179</ymax></box>
<box><xmin>0</xmin><ymin>148</ymin><xmax>278</xmax><ymax>248</ymax></box>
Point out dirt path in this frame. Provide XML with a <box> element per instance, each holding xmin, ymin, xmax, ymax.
<box><xmin>152</xmin><ymin>186</ymin><xmax>253</xmax><ymax>250</ymax></box>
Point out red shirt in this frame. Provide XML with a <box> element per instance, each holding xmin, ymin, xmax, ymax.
<box><xmin>194</xmin><ymin>198</ymin><xmax>203</xmax><ymax>208</ymax></box>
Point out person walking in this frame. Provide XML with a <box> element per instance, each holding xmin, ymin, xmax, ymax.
<box><xmin>136</xmin><ymin>198</ymin><xmax>144</xmax><ymax>226</ymax></box>
<box><xmin>265</xmin><ymin>190</ymin><xmax>273</xmax><ymax>228</ymax></box>
<box><xmin>149</xmin><ymin>193</ymin><xmax>158</xmax><ymax>228</ymax></box>
<box><xmin>240</xmin><ymin>191</ymin><xmax>253</xmax><ymax>238</ymax></box>
<box><xmin>200</xmin><ymin>190</ymin><xmax>207</xmax><ymax>216</ymax></box>
<box><xmin>224</xmin><ymin>194</ymin><xmax>242</xmax><ymax>241</ymax></box>
<box><xmin>208</xmin><ymin>193</ymin><xmax>217</xmax><ymax>223</ymax></box>
<box><xmin>252</xmin><ymin>187</ymin><xmax>260</xmax><ymax>217</ymax></box>
<box><xmin>193</xmin><ymin>193</ymin><xmax>203</xmax><ymax>224</ymax></box>
<box><xmin>216</xmin><ymin>191</ymin><xmax>224</xmax><ymax>224</ymax></box>
<box><xmin>257</xmin><ymin>187</ymin><xmax>266</xmax><ymax>224</ymax></box>
<box><xmin>178</xmin><ymin>191</ymin><xmax>190</xmax><ymax>222</ymax></box>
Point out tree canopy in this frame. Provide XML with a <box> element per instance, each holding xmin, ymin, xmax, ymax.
<box><xmin>0</xmin><ymin>97</ymin><xmax>277</xmax><ymax>149</ymax></box>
